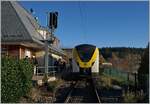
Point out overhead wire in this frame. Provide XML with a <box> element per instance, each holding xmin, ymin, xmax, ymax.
<box><xmin>78</xmin><ymin>1</ymin><xmax>88</xmax><ymax>43</ymax></box>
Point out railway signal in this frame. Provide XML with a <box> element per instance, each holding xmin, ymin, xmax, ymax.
<box><xmin>49</xmin><ymin>12</ymin><xmax>58</xmax><ymax>29</ymax></box>
<box><xmin>45</xmin><ymin>11</ymin><xmax>58</xmax><ymax>77</ymax></box>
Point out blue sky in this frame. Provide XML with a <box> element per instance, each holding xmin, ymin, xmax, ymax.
<box><xmin>19</xmin><ymin>1</ymin><xmax>149</xmax><ymax>48</ymax></box>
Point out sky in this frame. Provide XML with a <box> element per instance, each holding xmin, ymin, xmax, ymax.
<box><xmin>19</xmin><ymin>1</ymin><xmax>149</xmax><ymax>48</ymax></box>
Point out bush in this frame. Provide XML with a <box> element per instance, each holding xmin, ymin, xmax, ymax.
<box><xmin>42</xmin><ymin>74</ymin><xmax>48</xmax><ymax>85</ymax></box>
<box><xmin>19</xmin><ymin>59</ymin><xmax>34</xmax><ymax>96</ymax></box>
<box><xmin>47</xmin><ymin>79</ymin><xmax>64</xmax><ymax>93</ymax></box>
<box><xmin>47</xmin><ymin>83</ymin><xmax>55</xmax><ymax>92</ymax></box>
<box><xmin>47</xmin><ymin>81</ymin><xmax>58</xmax><ymax>92</ymax></box>
<box><xmin>1</xmin><ymin>57</ymin><xmax>33</xmax><ymax>103</ymax></box>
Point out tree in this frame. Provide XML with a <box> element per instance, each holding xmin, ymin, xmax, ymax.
<box><xmin>138</xmin><ymin>45</ymin><xmax>149</xmax><ymax>74</ymax></box>
<box><xmin>99</xmin><ymin>54</ymin><xmax>105</xmax><ymax>64</ymax></box>
<box><xmin>138</xmin><ymin>44</ymin><xmax>149</xmax><ymax>94</ymax></box>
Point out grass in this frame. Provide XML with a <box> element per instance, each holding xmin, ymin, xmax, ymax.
<box><xmin>99</xmin><ymin>74</ymin><xmax>112</xmax><ymax>88</ymax></box>
<box><xmin>99</xmin><ymin>73</ymin><xmax>146</xmax><ymax>103</ymax></box>
<box><xmin>47</xmin><ymin>78</ymin><xmax>64</xmax><ymax>92</ymax></box>
<box><xmin>99</xmin><ymin>74</ymin><xmax>123</xmax><ymax>88</ymax></box>
<box><xmin>122</xmin><ymin>90</ymin><xmax>145</xmax><ymax>103</ymax></box>
<box><xmin>102</xmin><ymin>73</ymin><xmax>134</xmax><ymax>86</ymax></box>
<box><xmin>20</xmin><ymin>78</ymin><xmax>64</xmax><ymax>103</ymax></box>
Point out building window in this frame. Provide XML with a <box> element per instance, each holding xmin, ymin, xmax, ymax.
<box><xmin>37</xmin><ymin>29</ymin><xmax>47</xmax><ymax>39</ymax></box>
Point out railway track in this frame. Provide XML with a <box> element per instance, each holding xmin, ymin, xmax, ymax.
<box><xmin>64</xmin><ymin>78</ymin><xmax>101</xmax><ymax>103</ymax></box>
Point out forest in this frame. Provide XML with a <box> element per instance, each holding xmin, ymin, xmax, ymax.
<box><xmin>100</xmin><ymin>47</ymin><xmax>144</xmax><ymax>59</ymax></box>
<box><xmin>99</xmin><ymin>47</ymin><xmax>145</xmax><ymax>72</ymax></box>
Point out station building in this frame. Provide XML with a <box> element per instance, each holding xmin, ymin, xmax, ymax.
<box><xmin>62</xmin><ymin>48</ymin><xmax>73</xmax><ymax>61</ymax></box>
<box><xmin>1</xmin><ymin>1</ymin><xmax>67</xmax><ymax>67</ymax></box>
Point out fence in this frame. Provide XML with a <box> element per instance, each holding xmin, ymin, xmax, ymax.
<box><xmin>102</xmin><ymin>68</ymin><xmax>149</xmax><ymax>97</ymax></box>
<box><xmin>35</xmin><ymin>66</ymin><xmax>57</xmax><ymax>76</ymax></box>
<box><xmin>102</xmin><ymin>68</ymin><xmax>136</xmax><ymax>84</ymax></box>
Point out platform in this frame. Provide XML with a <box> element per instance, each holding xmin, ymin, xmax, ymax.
<box><xmin>32</xmin><ymin>75</ymin><xmax>57</xmax><ymax>86</ymax></box>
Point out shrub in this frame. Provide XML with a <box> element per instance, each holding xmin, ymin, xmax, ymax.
<box><xmin>47</xmin><ymin>83</ymin><xmax>55</xmax><ymax>92</ymax></box>
<box><xmin>47</xmin><ymin>79</ymin><xmax>64</xmax><ymax>93</ymax></box>
<box><xmin>1</xmin><ymin>57</ymin><xmax>33</xmax><ymax>103</ymax></box>
<box><xmin>19</xmin><ymin>58</ymin><xmax>34</xmax><ymax>96</ymax></box>
<box><xmin>47</xmin><ymin>81</ymin><xmax>58</xmax><ymax>92</ymax></box>
<box><xmin>100</xmin><ymin>75</ymin><xmax>112</xmax><ymax>88</ymax></box>
<box><xmin>42</xmin><ymin>74</ymin><xmax>48</xmax><ymax>85</ymax></box>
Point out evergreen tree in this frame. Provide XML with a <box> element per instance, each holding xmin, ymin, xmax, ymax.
<box><xmin>138</xmin><ymin>43</ymin><xmax>149</xmax><ymax>94</ymax></box>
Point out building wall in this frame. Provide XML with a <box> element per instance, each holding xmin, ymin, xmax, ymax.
<box><xmin>53</xmin><ymin>37</ymin><xmax>60</xmax><ymax>48</ymax></box>
<box><xmin>37</xmin><ymin>28</ymin><xmax>60</xmax><ymax>49</ymax></box>
<box><xmin>35</xmin><ymin>51</ymin><xmax>45</xmax><ymax>66</ymax></box>
<box><xmin>37</xmin><ymin>29</ymin><xmax>47</xmax><ymax>39</ymax></box>
<box><xmin>2</xmin><ymin>45</ymin><xmax>19</xmax><ymax>59</ymax></box>
<box><xmin>1</xmin><ymin>45</ymin><xmax>35</xmax><ymax>60</ymax></box>
<box><xmin>2</xmin><ymin>44</ymin><xmax>52</xmax><ymax>66</ymax></box>
<box><xmin>62</xmin><ymin>48</ymin><xmax>73</xmax><ymax>59</ymax></box>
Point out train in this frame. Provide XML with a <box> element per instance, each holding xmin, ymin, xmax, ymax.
<box><xmin>72</xmin><ymin>44</ymin><xmax>99</xmax><ymax>75</ymax></box>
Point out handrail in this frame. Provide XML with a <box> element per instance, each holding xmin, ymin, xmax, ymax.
<box><xmin>35</xmin><ymin>66</ymin><xmax>58</xmax><ymax>76</ymax></box>
<box><xmin>37</xmin><ymin>66</ymin><xmax>57</xmax><ymax>68</ymax></box>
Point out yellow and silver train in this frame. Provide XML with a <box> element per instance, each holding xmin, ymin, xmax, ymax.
<box><xmin>72</xmin><ymin>44</ymin><xmax>99</xmax><ymax>75</ymax></box>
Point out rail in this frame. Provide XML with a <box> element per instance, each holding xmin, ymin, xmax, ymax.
<box><xmin>64</xmin><ymin>78</ymin><xmax>101</xmax><ymax>103</ymax></box>
<box><xmin>92</xmin><ymin>78</ymin><xmax>101</xmax><ymax>103</ymax></box>
<box><xmin>64</xmin><ymin>82</ymin><xmax>77</xmax><ymax>103</ymax></box>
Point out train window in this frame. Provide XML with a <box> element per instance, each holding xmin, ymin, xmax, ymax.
<box><xmin>76</xmin><ymin>44</ymin><xmax>96</xmax><ymax>62</ymax></box>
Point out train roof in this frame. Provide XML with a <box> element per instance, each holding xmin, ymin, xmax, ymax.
<box><xmin>75</xmin><ymin>44</ymin><xmax>96</xmax><ymax>48</ymax></box>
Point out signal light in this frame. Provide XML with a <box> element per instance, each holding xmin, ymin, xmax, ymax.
<box><xmin>49</xmin><ymin>12</ymin><xmax>58</xmax><ymax>29</ymax></box>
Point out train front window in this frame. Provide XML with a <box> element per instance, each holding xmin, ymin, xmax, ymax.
<box><xmin>76</xmin><ymin>44</ymin><xmax>96</xmax><ymax>62</ymax></box>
